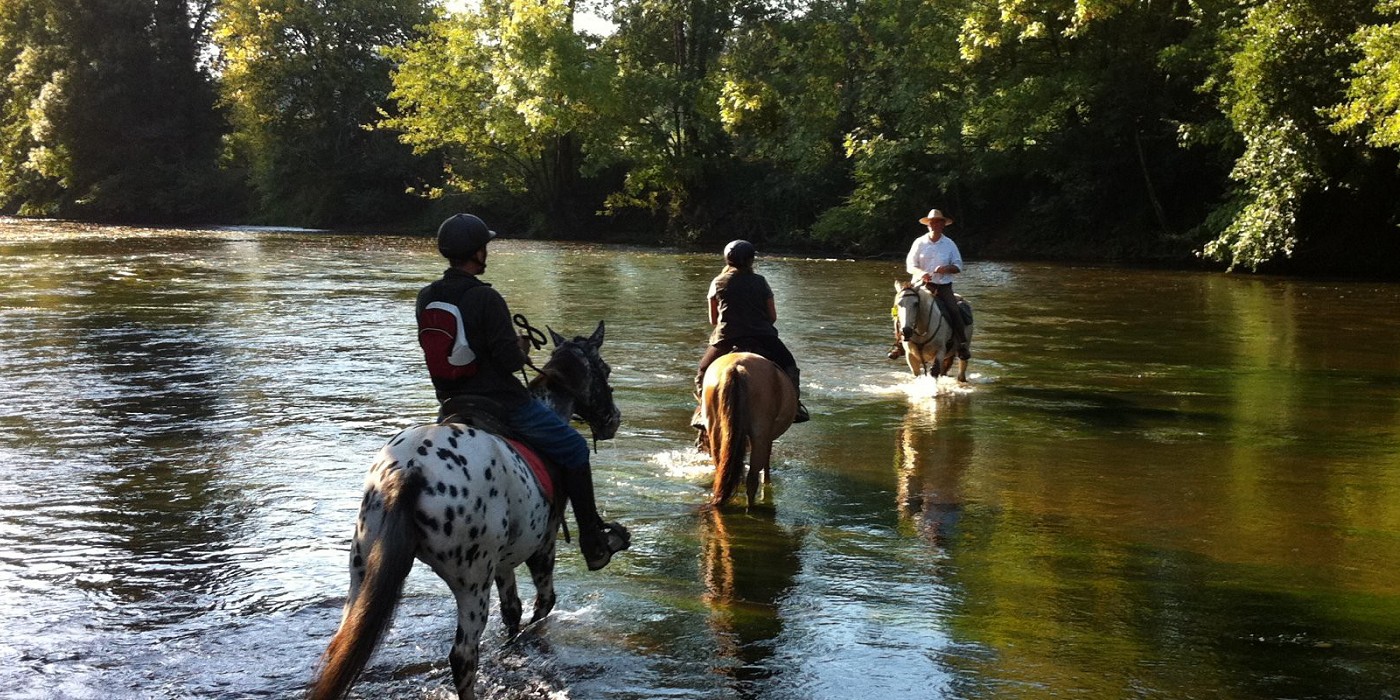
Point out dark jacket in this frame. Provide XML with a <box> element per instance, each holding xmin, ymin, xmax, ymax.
<box><xmin>415</xmin><ymin>267</ymin><xmax>532</xmax><ymax>409</ymax></box>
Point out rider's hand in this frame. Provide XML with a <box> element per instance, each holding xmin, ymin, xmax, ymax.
<box><xmin>922</xmin><ymin>272</ymin><xmax>933</xmax><ymax>283</ymax></box>
<box><xmin>517</xmin><ymin>334</ymin><xmax>532</xmax><ymax>355</ymax></box>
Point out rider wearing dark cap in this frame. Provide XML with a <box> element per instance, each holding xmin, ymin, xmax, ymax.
<box><xmin>693</xmin><ymin>240</ymin><xmax>810</xmax><ymax>424</ymax></box>
<box><xmin>416</xmin><ymin>213</ymin><xmax>629</xmax><ymax>570</ymax></box>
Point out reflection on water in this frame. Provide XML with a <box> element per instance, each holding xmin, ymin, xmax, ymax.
<box><xmin>699</xmin><ymin>509</ymin><xmax>803</xmax><ymax>699</ymax></box>
<box><xmin>894</xmin><ymin>400</ymin><xmax>971</xmax><ymax>547</ymax></box>
<box><xmin>2</xmin><ymin>218</ymin><xmax>1400</xmax><ymax>698</ymax></box>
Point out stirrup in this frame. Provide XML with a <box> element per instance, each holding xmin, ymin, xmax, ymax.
<box><xmin>794</xmin><ymin>402</ymin><xmax>810</xmax><ymax>424</ymax></box>
<box><xmin>584</xmin><ymin>521</ymin><xmax>631</xmax><ymax>571</ymax></box>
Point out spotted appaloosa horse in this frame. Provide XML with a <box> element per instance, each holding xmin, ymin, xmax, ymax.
<box><xmin>893</xmin><ymin>281</ymin><xmax>973</xmax><ymax>382</ymax></box>
<box><xmin>309</xmin><ymin>322</ymin><xmax>619</xmax><ymax>700</ymax></box>
<box><xmin>703</xmin><ymin>352</ymin><xmax>798</xmax><ymax>509</ymax></box>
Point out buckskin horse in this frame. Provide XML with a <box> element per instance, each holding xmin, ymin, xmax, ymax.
<box><xmin>308</xmin><ymin>322</ymin><xmax>619</xmax><ymax>700</ymax></box>
<box><xmin>702</xmin><ymin>352</ymin><xmax>798</xmax><ymax>508</ymax></box>
<box><xmin>892</xmin><ymin>281</ymin><xmax>974</xmax><ymax>382</ymax></box>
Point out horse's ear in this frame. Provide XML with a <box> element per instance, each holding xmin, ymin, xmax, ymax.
<box><xmin>548</xmin><ymin>327</ymin><xmax>567</xmax><ymax>347</ymax></box>
<box><xmin>589</xmin><ymin>320</ymin><xmax>605</xmax><ymax>346</ymax></box>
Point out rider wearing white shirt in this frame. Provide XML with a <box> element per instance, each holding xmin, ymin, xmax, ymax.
<box><xmin>890</xmin><ymin>208</ymin><xmax>970</xmax><ymax>360</ymax></box>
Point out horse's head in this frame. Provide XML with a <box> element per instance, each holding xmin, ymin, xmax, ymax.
<box><xmin>535</xmin><ymin>320</ymin><xmax>621</xmax><ymax>440</ymax></box>
<box><xmin>893</xmin><ymin>281</ymin><xmax>922</xmax><ymax>341</ymax></box>
<box><xmin>894</xmin><ymin>281</ymin><xmax>939</xmax><ymax>342</ymax></box>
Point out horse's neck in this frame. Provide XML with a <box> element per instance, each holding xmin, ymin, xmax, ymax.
<box><xmin>915</xmin><ymin>289</ymin><xmax>941</xmax><ymax>338</ymax></box>
<box><xmin>530</xmin><ymin>379</ymin><xmax>575</xmax><ymax>422</ymax></box>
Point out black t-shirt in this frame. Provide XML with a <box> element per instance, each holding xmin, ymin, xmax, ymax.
<box><xmin>708</xmin><ymin>267</ymin><xmax>777</xmax><ymax>345</ymax></box>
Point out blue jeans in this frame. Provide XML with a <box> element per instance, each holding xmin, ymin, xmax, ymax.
<box><xmin>507</xmin><ymin>398</ymin><xmax>589</xmax><ymax>472</ymax></box>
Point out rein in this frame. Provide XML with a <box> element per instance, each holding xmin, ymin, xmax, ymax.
<box><xmin>515</xmin><ymin>313</ymin><xmax>608</xmax><ymax>455</ymax></box>
<box><xmin>513</xmin><ymin>313</ymin><xmax>549</xmax><ymax>383</ymax></box>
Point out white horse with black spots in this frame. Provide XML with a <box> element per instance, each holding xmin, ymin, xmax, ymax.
<box><xmin>893</xmin><ymin>281</ymin><xmax>973</xmax><ymax>382</ymax></box>
<box><xmin>309</xmin><ymin>322</ymin><xmax>619</xmax><ymax>700</ymax></box>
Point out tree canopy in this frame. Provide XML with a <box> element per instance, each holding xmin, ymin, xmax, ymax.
<box><xmin>2</xmin><ymin>0</ymin><xmax>1400</xmax><ymax>274</ymax></box>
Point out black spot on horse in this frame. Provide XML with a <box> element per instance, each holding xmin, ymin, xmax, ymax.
<box><xmin>436</xmin><ymin>448</ymin><xmax>455</xmax><ymax>462</ymax></box>
<box><xmin>417</xmin><ymin>445</ymin><xmax>429</xmax><ymax>456</ymax></box>
<box><xmin>484</xmin><ymin>468</ymin><xmax>493</xmax><ymax>480</ymax></box>
<box><xmin>415</xmin><ymin>510</ymin><xmax>441</xmax><ymax>532</ymax></box>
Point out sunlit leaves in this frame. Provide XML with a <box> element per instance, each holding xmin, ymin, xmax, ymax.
<box><xmin>1332</xmin><ymin>1</ymin><xmax>1400</xmax><ymax>147</ymax></box>
<box><xmin>1201</xmin><ymin>0</ymin><xmax>1374</xmax><ymax>270</ymax></box>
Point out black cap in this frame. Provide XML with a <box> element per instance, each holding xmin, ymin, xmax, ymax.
<box><xmin>437</xmin><ymin>213</ymin><xmax>496</xmax><ymax>259</ymax></box>
<box><xmin>724</xmin><ymin>239</ymin><xmax>756</xmax><ymax>267</ymax></box>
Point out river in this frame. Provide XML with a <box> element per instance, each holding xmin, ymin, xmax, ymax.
<box><xmin>1</xmin><ymin>217</ymin><xmax>1398</xmax><ymax>699</ymax></box>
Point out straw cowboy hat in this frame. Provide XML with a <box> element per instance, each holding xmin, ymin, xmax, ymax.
<box><xmin>918</xmin><ymin>208</ymin><xmax>954</xmax><ymax>225</ymax></box>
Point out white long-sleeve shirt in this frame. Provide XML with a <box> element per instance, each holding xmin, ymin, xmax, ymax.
<box><xmin>905</xmin><ymin>234</ymin><xmax>963</xmax><ymax>285</ymax></box>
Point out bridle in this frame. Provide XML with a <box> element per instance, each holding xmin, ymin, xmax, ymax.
<box><xmin>517</xmin><ymin>315</ymin><xmax>620</xmax><ymax>449</ymax></box>
<box><xmin>897</xmin><ymin>285</ymin><xmax>943</xmax><ymax>350</ymax></box>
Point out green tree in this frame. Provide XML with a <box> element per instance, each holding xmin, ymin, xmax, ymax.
<box><xmin>1333</xmin><ymin>1</ymin><xmax>1400</xmax><ymax>148</ymax></box>
<box><xmin>214</xmin><ymin>0</ymin><xmax>434</xmax><ymax>226</ymax></box>
<box><xmin>601</xmin><ymin>0</ymin><xmax>746</xmax><ymax>238</ymax></box>
<box><xmin>1202</xmin><ymin>0</ymin><xmax>1389</xmax><ymax>271</ymax></box>
<box><xmin>0</xmin><ymin>0</ymin><xmax>226</xmax><ymax>221</ymax></box>
<box><xmin>385</xmin><ymin>0</ymin><xmax>615</xmax><ymax>235</ymax></box>
<box><xmin>0</xmin><ymin>0</ymin><xmax>63</xmax><ymax>215</ymax></box>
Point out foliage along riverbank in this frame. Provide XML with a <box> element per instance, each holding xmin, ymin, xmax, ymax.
<box><xmin>3</xmin><ymin>0</ymin><xmax>1400</xmax><ymax>278</ymax></box>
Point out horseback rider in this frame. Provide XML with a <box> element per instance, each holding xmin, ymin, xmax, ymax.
<box><xmin>889</xmin><ymin>208</ymin><xmax>970</xmax><ymax>362</ymax></box>
<box><xmin>694</xmin><ymin>240</ymin><xmax>810</xmax><ymax>424</ymax></box>
<box><xmin>415</xmin><ymin>213</ymin><xmax>629</xmax><ymax>571</ymax></box>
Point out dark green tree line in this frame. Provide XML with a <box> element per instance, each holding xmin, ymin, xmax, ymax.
<box><xmin>2</xmin><ymin>0</ymin><xmax>1399</xmax><ymax>273</ymax></box>
<box><xmin>0</xmin><ymin>0</ymin><xmax>227</xmax><ymax>220</ymax></box>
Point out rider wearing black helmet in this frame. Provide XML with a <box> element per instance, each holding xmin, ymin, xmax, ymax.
<box><xmin>693</xmin><ymin>240</ymin><xmax>810</xmax><ymax>424</ymax></box>
<box><xmin>415</xmin><ymin>213</ymin><xmax>630</xmax><ymax>571</ymax></box>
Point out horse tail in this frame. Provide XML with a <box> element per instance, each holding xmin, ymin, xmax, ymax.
<box><xmin>708</xmin><ymin>363</ymin><xmax>750</xmax><ymax>508</ymax></box>
<box><xmin>309</xmin><ymin>465</ymin><xmax>426</xmax><ymax>700</ymax></box>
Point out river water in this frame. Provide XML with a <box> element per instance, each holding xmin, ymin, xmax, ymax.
<box><xmin>1</xmin><ymin>218</ymin><xmax>1398</xmax><ymax>699</ymax></box>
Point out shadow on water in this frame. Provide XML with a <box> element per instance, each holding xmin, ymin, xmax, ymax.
<box><xmin>699</xmin><ymin>508</ymin><xmax>803</xmax><ymax>700</ymax></box>
<box><xmin>999</xmin><ymin>385</ymin><xmax>1228</xmax><ymax>433</ymax></box>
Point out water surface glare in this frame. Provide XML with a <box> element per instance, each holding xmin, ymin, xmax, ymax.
<box><xmin>2</xmin><ymin>218</ymin><xmax>1399</xmax><ymax>699</ymax></box>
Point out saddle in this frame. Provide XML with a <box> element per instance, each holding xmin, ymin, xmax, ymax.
<box><xmin>437</xmin><ymin>395</ymin><xmax>559</xmax><ymax>505</ymax></box>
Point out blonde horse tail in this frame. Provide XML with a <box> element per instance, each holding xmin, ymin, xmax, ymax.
<box><xmin>709</xmin><ymin>363</ymin><xmax>750</xmax><ymax>508</ymax></box>
<box><xmin>309</xmin><ymin>467</ymin><xmax>426</xmax><ymax>700</ymax></box>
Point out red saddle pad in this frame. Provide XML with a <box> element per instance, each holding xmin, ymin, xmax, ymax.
<box><xmin>503</xmin><ymin>437</ymin><xmax>555</xmax><ymax>504</ymax></box>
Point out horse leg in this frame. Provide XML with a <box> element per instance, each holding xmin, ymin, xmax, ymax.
<box><xmin>905</xmin><ymin>348</ymin><xmax>920</xmax><ymax>377</ymax></box>
<box><xmin>747</xmin><ymin>439</ymin><xmax>772</xmax><ymax>506</ymax></box>
<box><xmin>525</xmin><ymin>540</ymin><xmax>557</xmax><ymax>625</ymax></box>
<box><xmin>446</xmin><ymin>560</ymin><xmax>495</xmax><ymax>700</ymax></box>
<box><xmin>495</xmin><ymin>566</ymin><xmax>523</xmax><ymax>637</ymax></box>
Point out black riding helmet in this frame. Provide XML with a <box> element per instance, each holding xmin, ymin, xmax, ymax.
<box><xmin>724</xmin><ymin>239</ymin><xmax>756</xmax><ymax>268</ymax></box>
<box><xmin>437</xmin><ymin>213</ymin><xmax>497</xmax><ymax>260</ymax></box>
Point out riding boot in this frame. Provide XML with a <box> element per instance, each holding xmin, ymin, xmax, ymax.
<box><xmin>887</xmin><ymin>325</ymin><xmax>905</xmax><ymax>359</ymax></box>
<box><xmin>784</xmin><ymin>366</ymin><xmax>810</xmax><ymax>423</ymax></box>
<box><xmin>560</xmin><ymin>465</ymin><xmax>630</xmax><ymax>571</ymax></box>
<box><xmin>690</xmin><ymin>371</ymin><xmax>706</xmax><ymax>429</ymax></box>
